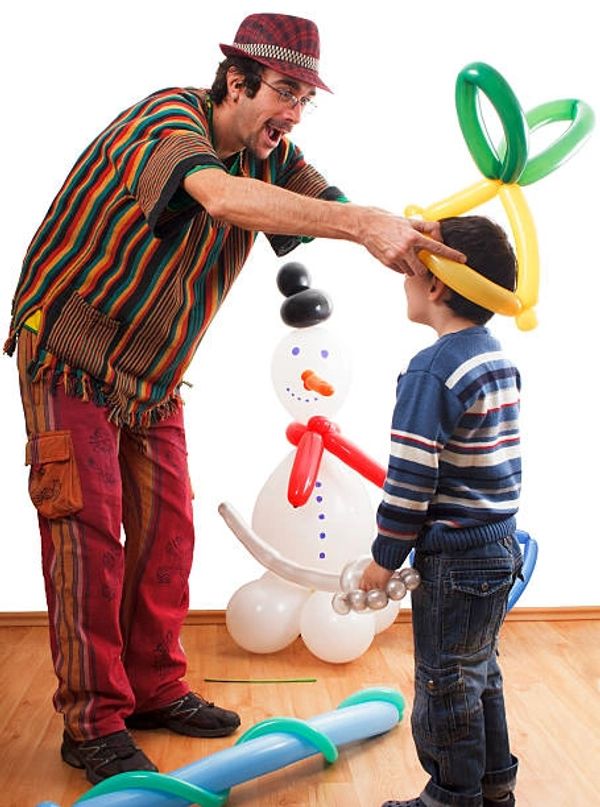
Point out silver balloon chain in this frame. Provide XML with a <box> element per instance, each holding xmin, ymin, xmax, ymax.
<box><xmin>331</xmin><ymin>557</ymin><xmax>421</xmax><ymax>615</ymax></box>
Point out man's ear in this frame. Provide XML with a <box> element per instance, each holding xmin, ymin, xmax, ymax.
<box><xmin>226</xmin><ymin>69</ymin><xmax>244</xmax><ymax>99</ymax></box>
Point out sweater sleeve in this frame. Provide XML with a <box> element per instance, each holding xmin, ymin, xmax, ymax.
<box><xmin>263</xmin><ymin>140</ymin><xmax>347</xmax><ymax>256</ymax></box>
<box><xmin>111</xmin><ymin>90</ymin><xmax>226</xmax><ymax>237</ymax></box>
<box><xmin>371</xmin><ymin>369</ymin><xmax>464</xmax><ymax>570</ymax></box>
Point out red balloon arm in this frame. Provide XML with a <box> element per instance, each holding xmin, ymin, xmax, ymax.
<box><xmin>322</xmin><ymin>429</ymin><xmax>386</xmax><ymax>488</ymax></box>
<box><xmin>287</xmin><ymin>430</ymin><xmax>325</xmax><ymax>507</ymax></box>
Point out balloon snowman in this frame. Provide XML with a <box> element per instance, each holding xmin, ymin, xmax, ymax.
<box><xmin>221</xmin><ymin>263</ymin><xmax>418</xmax><ymax>664</ymax></box>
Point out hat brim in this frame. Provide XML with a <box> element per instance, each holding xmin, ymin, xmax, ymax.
<box><xmin>219</xmin><ymin>43</ymin><xmax>332</xmax><ymax>93</ymax></box>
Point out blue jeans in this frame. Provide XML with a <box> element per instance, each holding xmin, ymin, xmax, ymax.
<box><xmin>410</xmin><ymin>535</ymin><xmax>523</xmax><ymax>807</ymax></box>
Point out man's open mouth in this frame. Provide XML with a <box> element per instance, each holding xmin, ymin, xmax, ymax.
<box><xmin>265</xmin><ymin>121</ymin><xmax>290</xmax><ymax>146</ymax></box>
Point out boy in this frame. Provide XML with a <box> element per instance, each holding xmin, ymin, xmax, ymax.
<box><xmin>360</xmin><ymin>216</ymin><xmax>523</xmax><ymax>807</ymax></box>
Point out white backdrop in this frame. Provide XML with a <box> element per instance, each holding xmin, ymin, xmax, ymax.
<box><xmin>1</xmin><ymin>0</ymin><xmax>598</xmax><ymax>610</ymax></box>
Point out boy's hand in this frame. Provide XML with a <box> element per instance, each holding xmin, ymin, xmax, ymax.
<box><xmin>359</xmin><ymin>560</ymin><xmax>394</xmax><ymax>592</ymax></box>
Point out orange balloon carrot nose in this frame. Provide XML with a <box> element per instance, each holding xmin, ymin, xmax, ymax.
<box><xmin>301</xmin><ymin>370</ymin><xmax>334</xmax><ymax>396</ymax></box>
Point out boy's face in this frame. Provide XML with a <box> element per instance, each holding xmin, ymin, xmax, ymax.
<box><xmin>404</xmin><ymin>273</ymin><xmax>434</xmax><ymax>325</ymax></box>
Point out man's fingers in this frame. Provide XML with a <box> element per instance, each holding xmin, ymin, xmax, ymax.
<box><xmin>387</xmin><ymin>256</ymin><xmax>417</xmax><ymax>276</ymax></box>
<box><xmin>404</xmin><ymin>252</ymin><xmax>429</xmax><ymax>276</ymax></box>
<box><xmin>411</xmin><ymin>219</ymin><xmax>443</xmax><ymax>242</ymax></box>
<box><xmin>365</xmin><ymin>214</ymin><xmax>465</xmax><ymax>274</ymax></box>
<box><xmin>422</xmin><ymin>237</ymin><xmax>466</xmax><ymax>264</ymax></box>
<box><xmin>385</xmin><ymin>251</ymin><xmax>427</xmax><ymax>277</ymax></box>
<box><xmin>410</xmin><ymin>220</ymin><xmax>466</xmax><ymax>263</ymax></box>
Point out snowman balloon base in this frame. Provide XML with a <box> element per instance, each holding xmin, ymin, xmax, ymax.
<box><xmin>222</xmin><ymin>263</ymin><xmax>418</xmax><ymax>665</ymax></box>
<box><xmin>220</xmin><ymin>502</ymin><xmax>420</xmax><ymax>664</ymax></box>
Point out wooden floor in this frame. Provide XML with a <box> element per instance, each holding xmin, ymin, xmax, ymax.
<box><xmin>1</xmin><ymin>619</ymin><xmax>599</xmax><ymax>807</ymax></box>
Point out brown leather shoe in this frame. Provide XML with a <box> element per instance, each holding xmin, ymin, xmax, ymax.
<box><xmin>61</xmin><ymin>729</ymin><xmax>157</xmax><ymax>784</ymax></box>
<box><xmin>126</xmin><ymin>692</ymin><xmax>241</xmax><ymax>737</ymax></box>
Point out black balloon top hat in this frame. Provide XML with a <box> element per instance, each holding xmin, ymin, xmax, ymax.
<box><xmin>277</xmin><ymin>262</ymin><xmax>332</xmax><ymax>327</ymax></box>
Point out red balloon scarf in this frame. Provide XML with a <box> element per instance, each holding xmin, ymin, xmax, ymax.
<box><xmin>286</xmin><ymin>416</ymin><xmax>386</xmax><ymax>507</ymax></box>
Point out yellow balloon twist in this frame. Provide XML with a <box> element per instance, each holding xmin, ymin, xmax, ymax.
<box><xmin>406</xmin><ymin>178</ymin><xmax>539</xmax><ymax>331</ymax></box>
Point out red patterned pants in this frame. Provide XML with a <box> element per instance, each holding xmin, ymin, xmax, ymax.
<box><xmin>18</xmin><ymin>329</ymin><xmax>195</xmax><ymax>740</ymax></box>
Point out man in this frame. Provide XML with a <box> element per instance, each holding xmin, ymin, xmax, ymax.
<box><xmin>5</xmin><ymin>13</ymin><xmax>464</xmax><ymax>785</ymax></box>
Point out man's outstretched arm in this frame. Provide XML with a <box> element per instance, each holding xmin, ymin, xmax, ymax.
<box><xmin>183</xmin><ymin>169</ymin><xmax>465</xmax><ymax>276</ymax></box>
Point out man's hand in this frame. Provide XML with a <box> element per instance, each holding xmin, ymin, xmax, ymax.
<box><xmin>359</xmin><ymin>559</ymin><xmax>394</xmax><ymax>592</ymax></box>
<box><xmin>359</xmin><ymin>210</ymin><xmax>465</xmax><ymax>276</ymax></box>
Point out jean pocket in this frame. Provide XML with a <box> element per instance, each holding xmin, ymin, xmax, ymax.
<box><xmin>25</xmin><ymin>431</ymin><xmax>83</xmax><ymax>519</ymax></box>
<box><xmin>412</xmin><ymin>663</ymin><xmax>471</xmax><ymax>746</ymax></box>
<box><xmin>442</xmin><ymin>567</ymin><xmax>513</xmax><ymax>653</ymax></box>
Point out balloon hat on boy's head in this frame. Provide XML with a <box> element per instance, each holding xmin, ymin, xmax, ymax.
<box><xmin>407</xmin><ymin>62</ymin><xmax>595</xmax><ymax>331</ymax></box>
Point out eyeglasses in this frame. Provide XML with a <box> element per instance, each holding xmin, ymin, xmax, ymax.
<box><xmin>260</xmin><ymin>78</ymin><xmax>317</xmax><ymax>115</ymax></box>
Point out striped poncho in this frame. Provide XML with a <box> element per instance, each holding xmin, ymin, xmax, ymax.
<box><xmin>5</xmin><ymin>87</ymin><xmax>342</xmax><ymax>426</ymax></box>
<box><xmin>372</xmin><ymin>327</ymin><xmax>521</xmax><ymax>570</ymax></box>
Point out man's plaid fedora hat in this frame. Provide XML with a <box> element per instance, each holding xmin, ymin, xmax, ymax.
<box><xmin>220</xmin><ymin>13</ymin><xmax>331</xmax><ymax>92</ymax></box>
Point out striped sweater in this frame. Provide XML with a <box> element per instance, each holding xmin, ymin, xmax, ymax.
<box><xmin>372</xmin><ymin>327</ymin><xmax>521</xmax><ymax>570</ymax></box>
<box><xmin>5</xmin><ymin>88</ymin><xmax>342</xmax><ymax>426</ymax></box>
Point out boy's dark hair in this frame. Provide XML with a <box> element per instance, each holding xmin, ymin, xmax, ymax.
<box><xmin>210</xmin><ymin>56</ymin><xmax>264</xmax><ymax>104</ymax></box>
<box><xmin>439</xmin><ymin>216</ymin><xmax>517</xmax><ymax>325</ymax></box>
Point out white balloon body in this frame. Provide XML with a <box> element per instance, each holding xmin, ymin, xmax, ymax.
<box><xmin>252</xmin><ymin>452</ymin><xmax>374</xmax><ymax>573</ymax></box>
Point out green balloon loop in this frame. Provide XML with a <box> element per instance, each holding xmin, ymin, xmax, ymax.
<box><xmin>518</xmin><ymin>99</ymin><xmax>595</xmax><ymax>186</ymax></box>
<box><xmin>455</xmin><ymin>62</ymin><xmax>529</xmax><ymax>183</ymax></box>
<box><xmin>74</xmin><ymin>770</ymin><xmax>229</xmax><ymax>806</ymax></box>
<box><xmin>235</xmin><ymin>716</ymin><xmax>339</xmax><ymax>763</ymax></box>
<box><xmin>337</xmin><ymin>686</ymin><xmax>405</xmax><ymax>722</ymax></box>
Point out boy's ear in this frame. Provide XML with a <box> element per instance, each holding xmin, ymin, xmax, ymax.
<box><xmin>428</xmin><ymin>275</ymin><xmax>449</xmax><ymax>301</ymax></box>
